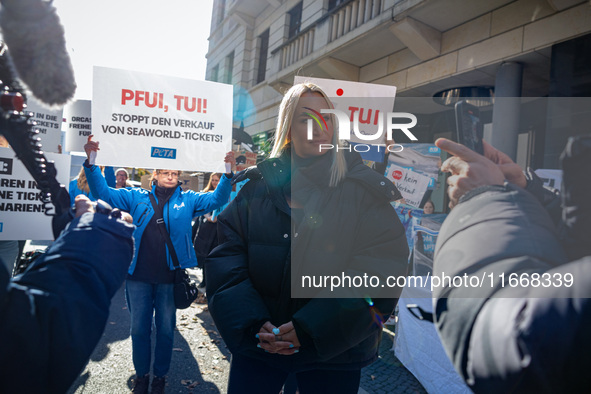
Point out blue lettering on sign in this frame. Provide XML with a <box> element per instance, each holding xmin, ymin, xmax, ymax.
<box><xmin>0</xmin><ymin>223</ymin><xmax>3</xmax><ymax>232</ymax></box>
<box><xmin>151</xmin><ymin>147</ymin><xmax>177</xmax><ymax>159</ymax></box>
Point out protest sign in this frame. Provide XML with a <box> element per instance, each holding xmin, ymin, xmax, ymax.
<box><xmin>64</xmin><ymin>99</ymin><xmax>92</xmax><ymax>153</ymax></box>
<box><xmin>535</xmin><ymin>169</ymin><xmax>562</xmax><ymax>191</ymax></box>
<box><xmin>386</xmin><ymin>163</ymin><xmax>431</xmax><ymax>207</ymax></box>
<box><xmin>0</xmin><ymin>147</ymin><xmax>71</xmax><ymax>240</ymax></box>
<box><xmin>387</xmin><ymin>143</ymin><xmax>441</xmax><ymax>188</ymax></box>
<box><xmin>26</xmin><ymin>96</ymin><xmax>64</xmax><ymax>153</ymax></box>
<box><xmin>234</xmin><ymin>149</ymin><xmax>257</xmax><ymax>172</ymax></box>
<box><xmin>293</xmin><ymin>76</ymin><xmax>397</xmax><ymax>162</ymax></box>
<box><xmin>92</xmin><ymin>67</ymin><xmax>233</xmax><ymax>172</ymax></box>
<box><xmin>392</xmin><ymin>202</ymin><xmax>423</xmax><ymax>258</ymax></box>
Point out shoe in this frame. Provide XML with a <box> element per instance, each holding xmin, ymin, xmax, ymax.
<box><xmin>151</xmin><ymin>376</ymin><xmax>166</xmax><ymax>394</ymax></box>
<box><xmin>196</xmin><ymin>293</ymin><xmax>207</xmax><ymax>304</ymax></box>
<box><xmin>132</xmin><ymin>374</ymin><xmax>149</xmax><ymax>393</ymax></box>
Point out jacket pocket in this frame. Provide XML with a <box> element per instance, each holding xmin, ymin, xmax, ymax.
<box><xmin>135</xmin><ymin>207</ymin><xmax>149</xmax><ymax>227</ymax></box>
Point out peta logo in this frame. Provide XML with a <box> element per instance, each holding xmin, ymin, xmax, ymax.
<box><xmin>173</xmin><ymin>202</ymin><xmax>185</xmax><ymax>210</ymax></box>
<box><xmin>0</xmin><ymin>158</ymin><xmax>13</xmax><ymax>175</ymax></box>
<box><xmin>151</xmin><ymin>147</ymin><xmax>177</xmax><ymax>159</ymax></box>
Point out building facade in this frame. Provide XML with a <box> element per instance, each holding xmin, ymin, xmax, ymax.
<box><xmin>206</xmin><ymin>0</ymin><xmax>591</xmax><ymax>171</ymax></box>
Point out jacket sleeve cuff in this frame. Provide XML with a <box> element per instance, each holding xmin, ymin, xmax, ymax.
<box><xmin>458</xmin><ymin>183</ymin><xmax>511</xmax><ymax>204</ymax></box>
<box><xmin>83</xmin><ymin>159</ymin><xmax>96</xmax><ymax>169</ymax></box>
<box><xmin>292</xmin><ymin>318</ymin><xmax>315</xmax><ymax>350</ymax></box>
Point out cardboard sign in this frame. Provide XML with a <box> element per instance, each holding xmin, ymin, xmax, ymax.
<box><xmin>293</xmin><ymin>76</ymin><xmax>397</xmax><ymax>161</ymax></box>
<box><xmin>234</xmin><ymin>149</ymin><xmax>257</xmax><ymax>172</ymax></box>
<box><xmin>26</xmin><ymin>96</ymin><xmax>64</xmax><ymax>154</ymax></box>
<box><xmin>387</xmin><ymin>144</ymin><xmax>441</xmax><ymax>188</ymax></box>
<box><xmin>386</xmin><ymin>163</ymin><xmax>431</xmax><ymax>207</ymax></box>
<box><xmin>92</xmin><ymin>67</ymin><xmax>233</xmax><ymax>172</ymax></box>
<box><xmin>0</xmin><ymin>147</ymin><xmax>71</xmax><ymax>240</ymax></box>
<box><xmin>64</xmin><ymin>99</ymin><xmax>92</xmax><ymax>153</ymax></box>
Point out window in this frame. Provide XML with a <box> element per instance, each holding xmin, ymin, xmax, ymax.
<box><xmin>216</xmin><ymin>0</ymin><xmax>226</xmax><ymax>25</ymax></box>
<box><xmin>210</xmin><ymin>65</ymin><xmax>219</xmax><ymax>82</ymax></box>
<box><xmin>288</xmin><ymin>2</ymin><xmax>303</xmax><ymax>39</ymax></box>
<box><xmin>256</xmin><ymin>29</ymin><xmax>270</xmax><ymax>84</ymax></box>
<box><xmin>224</xmin><ymin>51</ymin><xmax>234</xmax><ymax>84</ymax></box>
<box><xmin>328</xmin><ymin>0</ymin><xmax>347</xmax><ymax>11</ymax></box>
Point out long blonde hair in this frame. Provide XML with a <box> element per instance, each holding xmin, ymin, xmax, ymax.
<box><xmin>76</xmin><ymin>167</ymin><xmax>90</xmax><ymax>193</ymax></box>
<box><xmin>270</xmin><ymin>82</ymin><xmax>347</xmax><ymax>187</ymax></box>
<box><xmin>202</xmin><ymin>172</ymin><xmax>222</xmax><ymax>192</ymax></box>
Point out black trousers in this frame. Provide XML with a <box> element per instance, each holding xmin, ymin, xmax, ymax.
<box><xmin>227</xmin><ymin>354</ymin><xmax>362</xmax><ymax>394</ymax></box>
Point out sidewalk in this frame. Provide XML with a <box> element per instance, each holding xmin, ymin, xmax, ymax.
<box><xmin>65</xmin><ymin>268</ymin><xmax>425</xmax><ymax>393</ymax></box>
<box><xmin>359</xmin><ymin>326</ymin><xmax>426</xmax><ymax>394</ymax></box>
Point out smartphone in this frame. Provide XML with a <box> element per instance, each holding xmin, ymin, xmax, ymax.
<box><xmin>455</xmin><ymin>101</ymin><xmax>484</xmax><ymax>155</ymax></box>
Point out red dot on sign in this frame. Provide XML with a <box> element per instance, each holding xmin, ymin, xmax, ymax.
<box><xmin>393</xmin><ymin>170</ymin><xmax>403</xmax><ymax>180</ymax></box>
<box><xmin>336</xmin><ymin>88</ymin><xmax>344</xmax><ymax>96</ymax></box>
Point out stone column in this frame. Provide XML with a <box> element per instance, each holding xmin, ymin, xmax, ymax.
<box><xmin>491</xmin><ymin>62</ymin><xmax>523</xmax><ymax>160</ymax></box>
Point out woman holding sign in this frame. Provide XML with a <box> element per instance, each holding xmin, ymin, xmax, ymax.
<box><xmin>205</xmin><ymin>83</ymin><xmax>408</xmax><ymax>393</ymax></box>
<box><xmin>83</xmin><ymin>136</ymin><xmax>234</xmax><ymax>394</ymax></box>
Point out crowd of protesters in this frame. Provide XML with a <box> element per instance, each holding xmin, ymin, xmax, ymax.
<box><xmin>1</xmin><ymin>82</ymin><xmax>589</xmax><ymax>394</ymax></box>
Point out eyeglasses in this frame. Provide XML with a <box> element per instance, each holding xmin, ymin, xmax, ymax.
<box><xmin>158</xmin><ymin>171</ymin><xmax>179</xmax><ymax>178</ymax></box>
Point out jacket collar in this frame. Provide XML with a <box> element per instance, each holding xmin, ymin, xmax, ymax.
<box><xmin>257</xmin><ymin>149</ymin><xmax>402</xmax><ymax>205</ymax></box>
<box><xmin>150</xmin><ymin>182</ymin><xmax>182</xmax><ymax>199</ymax></box>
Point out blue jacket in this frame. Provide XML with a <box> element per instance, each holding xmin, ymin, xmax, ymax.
<box><xmin>85</xmin><ymin>164</ymin><xmax>232</xmax><ymax>274</ymax></box>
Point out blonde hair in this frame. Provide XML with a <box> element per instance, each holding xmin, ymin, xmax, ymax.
<box><xmin>76</xmin><ymin>167</ymin><xmax>90</xmax><ymax>193</ymax></box>
<box><xmin>202</xmin><ymin>172</ymin><xmax>223</xmax><ymax>192</ymax></box>
<box><xmin>270</xmin><ymin>82</ymin><xmax>347</xmax><ymax>187</ymax></box>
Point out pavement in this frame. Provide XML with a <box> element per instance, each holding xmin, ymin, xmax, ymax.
<box><xmin>57</xmin><ymin>265</ymin><xmax>425</xmax><ymax>394</ymax></box>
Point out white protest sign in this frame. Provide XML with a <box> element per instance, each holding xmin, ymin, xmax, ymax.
<box><xmin>64</xmin><ymin>99</ymin><xmax>92</xmax><ymax>153</ymax></box>
<box><xmin>293</xmin><ymin>76</ymin><xmax>397</xmax><ymax>145</ymax></box>
<box><xmin>0</xmin><ymin>147</ymin><xmax>71</xmax><ymax>240</ymax></box>
<box><xmin>92</xmin><ymin>66</ymin><xmax>233</xmax><ymax>172</ymax></box>
<box><xmin>385</xmin><ymin>163</ymin><xmax>430</xmax><ymax>207</ymax></box>
<box><xmin>26</xmin><ymin>96</ymin><xmax>64</xmax><ymax>153</ymax></box>
<box><xmin>535</xmin><ymin>169</ymin><xmax>562</xmax><ymax>191</ymax></box>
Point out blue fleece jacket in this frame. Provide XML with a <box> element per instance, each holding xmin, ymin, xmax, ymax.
<box><xmin>85</xmin><ymin>164</ymin><xmax>232</xmax><ymax>274</ymax></box>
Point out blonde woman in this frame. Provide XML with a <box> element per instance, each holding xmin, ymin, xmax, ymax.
<box><xmin>206</xmin><ymin>83</ymin><xmax>409</xmax><ymax>393</ymax></box>
<box><xmin>68</xmin><ymin>166</ymin><xmax>94</xmax><ymax>205</ymax></box>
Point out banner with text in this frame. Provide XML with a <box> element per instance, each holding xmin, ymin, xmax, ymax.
<box><xmin>387</xmin><ymin>143</ymin><xmax>441</xmax><ymax>189</ymax></box>
<box><xmin>92</xmin><ymin>67</ymin><xmax>233</xmax><ymax>172</ymax></box>
<box><xmin>386</xmin><ymin>163</ymin><xmax>431</xmax><ymax>207</ymax></box>
<box><xmin>293</xmin><ymin>76</ymin><xmax>397</xmax><ymax>162</ymax></box>
<box><xmin>26</xmin><ymin>96</ymin><xmax>64</xmax><ymax>154</ymax></box>
<box><xmin>64</xmin><ymin>99</ymin><xmax>92</xmax><ymax>153</ymax></box>
<box><xmin>0</xmin><ymin>147</ymin><xmax>71</xmax><ymax>240</ymax></box>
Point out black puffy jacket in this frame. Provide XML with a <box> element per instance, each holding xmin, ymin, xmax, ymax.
<box><xmin>206</xmin><ymin>151</ymin><xmax>409</xmax><ymax>371</ymax></box>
